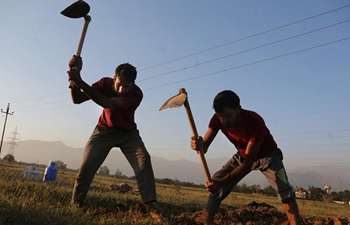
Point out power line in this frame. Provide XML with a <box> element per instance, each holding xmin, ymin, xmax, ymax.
<box><xmin>281</xmin><ymin>143</ymin><xmax>350</xmax><ymax>148</ymax></box>
<box><xmin>138</xmin><ymin>19</ymin><xmax>350</xmax><ymax>82</ymax></box>
<box><xmin>6</xmin><ymin>6</ymin><xmax>349</xmax><ymax>107</ymax></box>
<box><xmin>145</xmin><ymin>129</ymin><xmax>350</xmax><ymax>146</ymax></box>
<box><xmin>16</xmin><ymin>104</ymin><xmax>73</xmax><ymax>113</ymax></box>
<box><xmin>275</xmin><ymin>129</ymin><xmax>350</xmax><ymax>137</ymax></box>
<box><xmin>14</xmin><ymin>98</ymin><xmax>71</xmax><ymax>109</ymax></box>
<box><xmin>9</xmin><ymin>34</ymin><xmax>349</xmax><ymax>113</ymax></box>
<box><xmin>138</xmin><ymin>4</ymin><xmax>350</xmax><ymax>72</ymax></box>
<box><xmin>276</xmin><ymin>136</ymin><xmax>350</xmax><ymax>141</ymax></box>
<box><xmin>4</xmin><ymin>9</ymin><xmax>350</xmax><ymax>112</ymax></box>
<box><xmin>143</xmin><ymin>36</ymin><xmax>350</xmax><ymax>91</ymax></box>
<box><xmin>284</xmin><ymin>151</ymin><xmax>350</xmax><ymax>155</ymax></box>
<box><xmin>11</xmin><ymin>91</ymin><xmax>67</xmax><ymax>104</ymax></box>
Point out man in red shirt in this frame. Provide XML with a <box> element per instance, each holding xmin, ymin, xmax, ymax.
<box><xmin>67</xmin><ymin>56</ymin><xmax>159</xmax><ymax>219</ymax></box>
<box><xmin>191</xmin><ymin>90</ymin><xmax>301</xmax><ymax>225</ymax></box>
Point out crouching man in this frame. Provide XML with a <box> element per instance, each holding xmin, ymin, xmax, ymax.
<box><xmin>190</xmin><ymin>90</ymin><xmax>301</xmax><ymax>225</ymax></box>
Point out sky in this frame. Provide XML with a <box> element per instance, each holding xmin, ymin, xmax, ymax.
<box><xmin>0</xmin><ymin>1</ymin><xmax>349</xmax><ymax>172</ymax></box>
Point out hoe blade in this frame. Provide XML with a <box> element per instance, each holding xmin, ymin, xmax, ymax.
<box><xmin>159</xmin><ymin>88</ymin><xmax>187</xmax><ymax>111</ymax></box>
<box><xmin>61</xmin><ymin>0</ymin><xmax>90</xmax><ymax>19</ymax></box>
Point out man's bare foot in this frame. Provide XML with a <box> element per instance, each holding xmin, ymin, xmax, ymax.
<box><xmin>149</xmin><ymin>211</ymin><xmax>163</xmax><ymax>223</ymax></box>
<box><xmin>144</xmin><ymin>202</ymin><xmax>163</xmax><ymax>223</ymax></box>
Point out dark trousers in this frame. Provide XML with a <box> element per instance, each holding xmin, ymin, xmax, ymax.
<box><xmin>72</xmin><ymin>125</ymin><xmax>157</xmax><ymax>205</ymax></box>
<box><xmin>206</xmin><ymin>148</ymin><xmax>296</xmax><ymax>213</ymax></box>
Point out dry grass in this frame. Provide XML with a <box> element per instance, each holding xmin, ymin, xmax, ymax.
<box><xmin>0</xmin><ymin>162</ymin><xmax>349</xmax><ymax>225</ymax></box>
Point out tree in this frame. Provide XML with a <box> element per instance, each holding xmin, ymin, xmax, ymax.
<box><xmin>233</xmin><ymin>183</ymin><xmax>251</xmax><ymax>194</ymax></box>
<box><xmin>56</xmin><ymin>160</ymin><xmax>67</xmax><ymax>170</ymax></box>
<box><xmin>98</xmin><ymin>166</ymin><xmax>110</xmax><ymax>176</ymax></box>
<box><xmin>309</xmin><ymin>186</ymin><xmax>324</xmax><ymax>200</ymax></box>
<box><xmin>3</xmin><ymin>154</ymin><xmax>15</xmax><ymax>163</ymax></box>
<box><xmin>321</xmin><ymin>193</ymin><xmax>333</xmax><ymax>204</ymax></box>
<box><xmin>332</xmin><ymin>190</ymin><xmax>350</xmax><ymax>202</ymax></box>
<box><xmin>250</xmin><ymin>184</ymin><xmax>261</xmax><ymax>194</ymax></box>
<box><xmin>114</xmin><ymin>168</ymin><xmax>126</xmax><ymax>178</ymax></box>
<box><xmin>261</xmin><ymin>185</ymin><xmax>277</xmax><ymax>197</ymax></box>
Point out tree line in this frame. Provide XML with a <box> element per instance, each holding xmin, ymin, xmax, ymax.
<box><xmin>2</xmin><ymin>155</ymin><xmax>349</xmax><ymax>203</ymax></box>
<box><xmin>98</xmin><ymin>164</ymin><xmax>350</xmax><ymax>203</ymax></box>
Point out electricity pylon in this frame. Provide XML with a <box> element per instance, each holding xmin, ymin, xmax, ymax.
<box><xmin>7</xmin><ymin>126</ymin><xmax>20</xmax><ymax>156</ymax></box>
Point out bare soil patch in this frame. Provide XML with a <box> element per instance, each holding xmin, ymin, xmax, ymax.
<box><xmin>173</xmin><ymin>205</ymin><xmax>349</xmax><ymax>225</ymax></box>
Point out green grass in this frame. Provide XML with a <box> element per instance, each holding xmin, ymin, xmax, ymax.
<box><xmin>0</xmin><ymin>162</ymin><xmax>349</xmax><ymax>225</ymax></box>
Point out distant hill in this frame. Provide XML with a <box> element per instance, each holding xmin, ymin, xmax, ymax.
<box><xmin>4</xmin><ymin>140</ymin><xmax>350</xmax><ymax>192</ymax></box>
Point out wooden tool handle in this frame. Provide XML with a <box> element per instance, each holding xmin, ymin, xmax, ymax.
<box><xmin>69</xmin><ymin>16</ymin><xmax>91</xmax><ymax>89</ymax></box>
<box><xmin>183</xmin><ymin>98</ymin><xmax>211</xmax><ymax>182</ymax></box>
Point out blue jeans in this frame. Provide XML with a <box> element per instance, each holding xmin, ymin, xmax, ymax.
<box><xmin>205</xmin><ymin>148</ymin><xmax>296</xmax><ymax>213</ymax></box>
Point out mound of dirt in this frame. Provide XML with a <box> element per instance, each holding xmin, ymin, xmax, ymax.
<box><xmin>175</xmin><ymin>206</ymin><xmax>350</xmax><ymax>225</ymax></box>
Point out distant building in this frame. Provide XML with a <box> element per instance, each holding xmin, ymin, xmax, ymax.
<box><xmin>324</xmin><ymin>185</ymin><xmax>331</xmax><ymax>194</ymax></box>
<box><xmin>295</xmin><ymin>189</ymin><xmax>311</xmax><ymax>199</ymax></box>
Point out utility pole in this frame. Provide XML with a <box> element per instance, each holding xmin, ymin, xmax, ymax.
<box><xmin>1</xmin><ymin>103</ymin><xmax>14</xmax><ymax>156</ymax></box>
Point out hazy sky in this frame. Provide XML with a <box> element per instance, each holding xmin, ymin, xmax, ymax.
<box><xmin>1</xmin><ymin>1</ymin><xmax>349</xmax><ymax>171</ymax></box>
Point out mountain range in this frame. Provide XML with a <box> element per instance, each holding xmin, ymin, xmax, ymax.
<box><xmin>3</xmin><ymin>140</ymin><xmax>350</xmax><ymax>192</ymax></box>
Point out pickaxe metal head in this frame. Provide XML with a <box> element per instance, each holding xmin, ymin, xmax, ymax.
<box><xmin>159</xmin><ymin>88</ymin><xmax>187</xmax><ymax>111</ymax></box>
<box><xmin>61</xmin><ymin>0</ymin><xmax>90</xmax><ymax>19</ymax></box>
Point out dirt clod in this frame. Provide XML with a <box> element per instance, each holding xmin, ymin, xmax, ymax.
<box><xmin>173</xmin><ymin>206</ymin><xmax>349</xmax><ymax>225</ymax></box>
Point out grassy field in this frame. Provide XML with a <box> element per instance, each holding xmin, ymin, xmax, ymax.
<box><xmin>0</xmin><ymin>162</ymin><xmax>349</xmax><ymax>225</ymax></box>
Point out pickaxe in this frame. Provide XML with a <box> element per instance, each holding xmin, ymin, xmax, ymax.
<box><xmin>159</xmin><ymin>88</ymin><xmax>211</xmax><ymax>182</ymax></box>
<box><xmin>61</xmin><ymin>0</ymin><xmax>91</xmax><ymax>88</ymax></box>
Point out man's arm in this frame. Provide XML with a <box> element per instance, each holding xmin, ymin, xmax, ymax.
<box><xmin>68</xmin><ymin>55</ymin><xmax>90</xmax><ymax>104</ymax></box>
<box><xmin>191</xmin><ymin>128</ymin><xmax>218</xmax><ymax>154</ymax></box>
<box><xmin>206</xmin><ymin>141</ymin><xmax>261</xmax><ymax>195</ymax></box>
<box><xmin>221</xmin><ymin>141</ymin><xmax>261</xmax><ymax>185</ymax></box>
<box><xmin>70</xmin><ymin>86</ymin><xmax>90</xmax><ymax>104</ymax></box>
<box><xmin>68</xmin><ymin>70</ymin><xmax>122</xmax><ymax>109</ymax></box>
<box><xmin>202</xmin><ymin>128</ymin><xmax>218</xmax><ymax>154</ymax></box>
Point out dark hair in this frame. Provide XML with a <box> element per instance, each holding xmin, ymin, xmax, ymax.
<box><xmin>213</xmin><ymin>90</ymin><xmax>240</xmax><ymax>113</ymax></box>
<box><xmin>115</xmin><ymin>63</ymin><xmax>137</xmax><ymax>82</ymax></box>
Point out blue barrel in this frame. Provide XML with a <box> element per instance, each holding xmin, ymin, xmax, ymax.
<box><xmin>43</xmin><ymin>161</ymin><xmax>58</xmax><ymax>182</ymax></box>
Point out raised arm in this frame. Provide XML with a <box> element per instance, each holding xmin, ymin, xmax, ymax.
<box><xmin>70</xmin><ymin>86</ymin><xmax>90</xmax><ymax>104</ymax></box>
<box><xmin>68</xmin><ymin>70</ymin><xmax>122</xmax><ymax>109</ymax></box>
<box><xmin>67</xmin><ymin>55</ymin><xmax>122</xmax><ymax>108</ymax></box>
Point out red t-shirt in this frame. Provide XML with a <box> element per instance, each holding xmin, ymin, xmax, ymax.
<box><xmin>209</xmin><ymin>109</ymin><xmax>277</xmax><ymax>159</ymax></box>
<box><xmin>91</xmin><ymin>77</ymin><xmax>142</xmax><ymax>131</ymax></box>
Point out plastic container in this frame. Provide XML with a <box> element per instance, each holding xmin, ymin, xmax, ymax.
<box><xmin>23</xmin><ymin>166</ymin><xmax>41</xmax><ymax>181</ymax></box>
<box><xmin>43</xmin><ymin>161</ymin><xmax>58</xmax><ymax>182</ymax></box>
